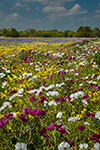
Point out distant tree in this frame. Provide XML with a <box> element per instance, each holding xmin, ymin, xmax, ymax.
<box><xmin>49</xmin><ymin>29</ymin><xmax>58</xmax><ymax>37</ymax></box>
<box><xmin>8</xmin><ymin>28</ymin><xmax>19</xmax><ymax>37</ymax></box>
<box><xmin>19</xmin><ymin>30</ymin><xmax>27</xmax><ymax>37</ymax></box>
<box><xmin>1</xmin><ymin>28</ymin><xmax>9</xmax><ymax>36</ymax></box>
<box><xmin>25</xmin><ymin>28</ymin><xmax>36</xmax><ymax>37</ymax></box>
<box><xmin>0</xmin><ymin>29</ymin><xmax>1</xmax><ymax>36</ymax></box>
<box><xmin>57</xmin><ymin>31</ymin><xmax>64</xmax><ymax>37</ymax></box>
<box><xmin>77</xmin><ymin>26</ymin><xmax>92</xmax><ymax>37</ymax></box>
<box><xmin>64</xmin><ymin>30</ymin><xmax>70</xmax><ymax>37</ymax></box>
<box><xmin>36</xmin><ymin>31</ymin><xmax>43</xmax><ymax>37</ymax></box>
<box><xmin>73</xmin><ymin>32</ymin><xmax>80</xmax><ymax>37</ymax></box>
<box><xmin>64</xmin><ymin>30</ymin><xmax>76</xmax><ymax>37</ymax></box>
<box><xmin>1</xmin><ymin>26</ymin><xmax>100</xmax><ymax>37</ymax></box>
<box><xmin>42</xmin><ymin>30</ymin><xmax>51</xmax><ymax>37</ymax></box>
<box><xmin>90</xmin><ymin>27</ymin><xmax>100</xmax><ymax>37</ymax></box>
<box><xmin>68</xmin><ymin>31</ymin><xmax>76</xmax><ymax>37</ymax></box>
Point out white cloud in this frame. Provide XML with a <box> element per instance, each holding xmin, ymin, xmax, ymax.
<box><xmin>15</xmin><ymin>3</ymin><xmax>22</xmax><ymax>7</ymax></box>
<box><xmin>14</xmin><ymin>2</ymin><xmax>30</xmax><ymax>10</ymax></box>
<box><xmin>22</xmin><ymin>0</ymin><xmax>75</xmax><ymax>5</ymax></box>
<box><xmin>93</xmin><ymin>14</ymin><xmax>100</xmax><ymax>18</ymax></box>
<box><xmin>66</xmin><ymin>4</ymin><xmax>87</xmax><ymax>16</ymax></box>
<box><xmin>42</xmin><ymin>4</ymin><xmax>87</xmax><ymax>20</ymax></box>
<box><xmin>67</xmin><ymin>4</ymin><xmax>80</xmax><ymax>15</ymax></box>
<box><xmin>9</xmin><ymin>13</ymin><xmax>20</xmax><ymax>17</ymax></box>
<box><xmin>43</xmin><ymin>6</ymin><xmax>67</xmax><ymax>13</ymax></box>
<box><xmin>95</xmin><ymin>9</ymin><xmax>100</xmax><ymax>13</ymax></box>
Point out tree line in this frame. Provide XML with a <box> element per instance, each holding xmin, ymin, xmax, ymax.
<box><xmin>0</xmin><ymin>26</ymin><xmax>100</xmax><ymax>37</ymax></box>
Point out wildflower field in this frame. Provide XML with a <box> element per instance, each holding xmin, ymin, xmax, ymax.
<box><xmin>0</xmin><ymin>38</ymin><xmax>100</xmax><ymax>150</ymax></box>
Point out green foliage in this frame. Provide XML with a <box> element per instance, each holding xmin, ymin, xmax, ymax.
<box><xmin>77</xmin><ymin>26</ymin><xmax>92</xmax><ymax>37</ymax></box>
<box><xmin>0</xmin><ymin>28</ymin><xmax>19</xmax><ymax>37</ymax></box>
<box><xmin>90</xmin><ymin>28</ymin><xmax>100</xmax><ymax>37</ymax></box>
<box><xmin>8</xmin><ymin>28</ymin><xmax>19</xmax><ymax>37</ymax></box>
<box><xmin>0</xmin><ymin>26</ymin><xmax>100</xmax><ymax>37</ymax></box>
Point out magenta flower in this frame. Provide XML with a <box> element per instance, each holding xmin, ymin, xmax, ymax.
<box><xmin>40</xmin><ymin>128</ymin><xmax>46</xmax><ymax>135</ymax></box>
<box><xmin>31</xmin><ymin>109</ymin><xmax>45</xmax><ymax>117</ymax></box>
<box><xmin>37</xmin><ymin>109</ymin><xmax>46</xmax><ymax>116</ymax></box>
<box><xmin>93</xmin><ymin>102</ymin><xmax>97</xmax><ymax>105</ymax></box>
<box><xmin>48</xmin><ymin>123</ymin><xmax>55</xmax><ymax>131</ymax></box>
<box><xmin>39</xmin><ymin>96</ymin><xmax>47</xmax><ymax>103</ymax></box>
<box><xmin>55</xmin><ymin>124</ymin><xmax>62</xmax><ymax>129</ymax></box>
<box><xmin>51</xmin><ymin>73</ymin><xmax>54</xmax><ymax>79</ymax></box>
<box><xmin>68</xmin><ymin>80</ymin><xmax>74</xmax><ymax>84</ymax></box>
<box><xmin>85</xmin><ymin>112</ymin><xmax>95</xmax><ymax>117</ymax></box>
<box><xmin>13</xmin><ymin>66</ymin><xmax>17</xmax><ymax>69</ymax></box>
<box><xmin>1</xmin><ymin>117</ymin><xmax>7</xmax><ymax>124</ymax></box>
<box><xmin>75</xmin><ymin>79</ymin><xmax>78</xmax><ymax>81</ymax></box>
<box><xmin>78</xmin><ymin>125</ymin><xmax>85</xmax><ymax>131</ymax></box>
<box><xmin>5</xmin><ymin>113</ymin><xmax>13</xmax><ymax>119</ymax></box>
<box><xmin>58</xmin><ymin>127</ymin><xmax>67</xmax><ymax>135</ymax></box>
<box><xmin>79</xmin><ymin>87</ymin><xmax>82</xmax><ymax>90</ymax></box>
<box><xmin>56</xmin><ymin>96</ymin><xmax>66</xmax><ymax>102</ymax></box>
<box><xmin>83</xmin><ymin>95</ymin><xmax>89</xmax><ymax>101</ymax></box>
<box><xmin>91</xmin><ymin>90</ymin><xmax>95</xmax><ymax>94</ymax></box>
<box><xmin>11</xmin><ymin>89</ymin><xmax>17</xmax><ymax>94</ymax></box>
<box><xmin>68</xmin><ymin>56</ymin><xmax>72</xmax><ymax>60</ymax></box>
<box><xmin>0</xmin><ymin>114</ymin><xmax>13</xmax><ymax>129</ymax></box>
<box><xmin>47</xmin><ymin>142</ymin><xmax>51</xmax><ymax>147</ymax></box>
<box><xmin>31</xmin><ymin>109</ymin><xmax>39</xmax><ymax>115</ymax></box>
<box><xmin>71</xmin><ymin>86</ymin><xmax>75</xmax><ymax>89</ymax></box>
<box><xmin>46</xmin><ymin>75</ymin><xmax>49</xmax><ymax>79</ymax></box>
<box><xmin>24</xmin><ymin>56</ymin><xmax>28</xmax><ymax>60</ymax></box>
<box><xmin>0</xmin><ymin>122</ymin><xmax>3</xmax><ymax>128</ymax></box>
<box><xmin>75</xmin><ymin>89</ymin><xmax>78</xmax><ymax>92</ymax></box>
<box><xmin>96</xmin><ymin>86</ymin><xmax>100</xmax><ymax>89</ymax></box>
<box><xmin>18</xmin><ymin>114</ymin><xmax>29</xmax><ymax>122</ymax></box>
<box><xmin>22</xmin><ymin>108</ymin><xmax>31</xmax><ymax>114</ymax></box>
<box><xmin>83</xmin><ymin>78</ymin><xmax>87</xmax><ymax>81</ymax></box>
<box><xmin>29</xmin><ymin>96</ymin><xmax>36</xmax><ymax>102</ymax></box>
<box><xmin>89</xmin><ymin>133</ymin><xmax>100</xmax><ymax>142</ymax></box>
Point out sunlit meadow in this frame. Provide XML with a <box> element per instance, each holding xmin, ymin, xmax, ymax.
<box><xmin>0</xmin><ymin>38</ymin><xmax>100</xmax><ymax>150</ymax></box>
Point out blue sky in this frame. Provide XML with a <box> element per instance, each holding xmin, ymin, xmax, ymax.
<box><xmin>0</xmin><ymin>0</ymin><xmax>100</xmax><ymax>31</ymax></box>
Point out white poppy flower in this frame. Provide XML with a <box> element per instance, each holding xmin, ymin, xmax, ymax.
<box><xmin>58</xmin><ymin>142</ymin><xmax>70</xmax><ymax>150</ymax></box>
<box><xmin>0</xmin><ymin>102</ymin><xmax>12</xmax><ymax>111</ymax></box>
<box><xmin>93</xmin><ymin>143</ymin><xmax>100</xmax><ymax>150</ymax></box>
<box><xmin>95</xmin><ymin>111</ymin><xmax>100</xmax><ymax>120</ymax></box>
<box><xmin>17</xmin><ymin>88</ymin><xmax>24</xmax><ymax>94</ymax></box>
<box><xmin>79</xmin><ymin>143</ymin><xmax>88</xmax><ymax>149</ymax></box>
<box><xmin>48</xmin><ymin>100</ymin><xmax>57</xmax><ymax>106</ymax></box>
<box><xmin>0</xmin><ymin>73</ymin><xmax>6</xmax><ymax>78</ymax></box>
<box><xmin>46</xmin><ymin>91</ymin><xmax>59</xmax><ymax>97</ymax></box>
<box><xmin>6</xmin><ymin>70</ymin><xmax>10</xmax><ymax>73</ymax></box>
<box><xmin>68</xmin><ymin>116</ymin><xmax>80</xmax><ymax>122</ymax></box>
<box><xmin>15</xmin><ymin>142</ymin><xmax>27</xmax><ymax>150</ymax></box>
<box><xmin>56</xmin><ymin>112</ymin><xmax>63</xmax><ymax>119</ymax></box>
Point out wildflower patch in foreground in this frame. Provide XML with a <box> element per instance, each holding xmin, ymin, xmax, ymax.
<box><xmin>0</xmin><ymin>39</ymin><xmax>100</xmax><ymax>150</ymax></box>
